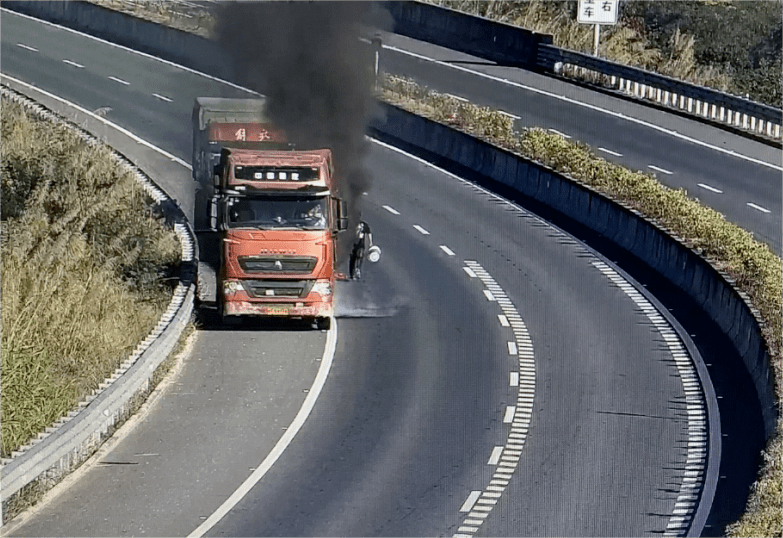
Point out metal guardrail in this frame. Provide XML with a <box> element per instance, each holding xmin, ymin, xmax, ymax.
<box><xmin>0</xmin><ymin>85</ymin><xmax>197</xmax><ymax>517</ymax></box>
<box><xmin>537</xmin><ymin>44</ymin><xmax>782</xmax><ymax>140</ymax></box>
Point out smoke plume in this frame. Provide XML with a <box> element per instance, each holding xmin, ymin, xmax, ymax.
<box><xmin>215</xmin><ymin>1</ymin><xmax>383</xmax><ymax>265</ymax></box>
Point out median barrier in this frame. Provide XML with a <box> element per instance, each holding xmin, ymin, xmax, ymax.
<box><xmin>368</xmin><ymin>102</ymin><xmax>777</xmax><ymax>438</ymax></box>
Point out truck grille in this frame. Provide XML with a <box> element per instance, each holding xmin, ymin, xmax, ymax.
<box><xmin>238</xmin><ymin>256</ymin><xmax>317</xmax><ymax>274</ymax></box>
<box><xmin>243</xmin><ymin>280</ymin><xmax>314</xmax><ymax>299</ymax></box>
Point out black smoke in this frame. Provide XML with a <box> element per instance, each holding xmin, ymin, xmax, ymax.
<box><xmin>215</xmin><ymin>1</ymin><xmax>385</xmax><ymax>265</ymax></box>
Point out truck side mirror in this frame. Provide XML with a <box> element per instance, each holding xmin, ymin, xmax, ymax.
<box><xmin>336</xmin><ymin>199</ymin><xmax>349</xmax><ymax>231</ymax></box>
<box><xmin>209</xmin><ymin>196</ymin><xmax>219</xmax><ymax>231</ymax></box>
<box><xmin>213</xmin><ymin>164</ymin><xmax>221</xmax><ymax>188</ymax></box>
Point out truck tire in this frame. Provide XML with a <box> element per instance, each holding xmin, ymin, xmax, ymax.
<box><xmin>316</xmin><ymin>317</ymin><xmax>331</xmax><ymax>331</ymax></box>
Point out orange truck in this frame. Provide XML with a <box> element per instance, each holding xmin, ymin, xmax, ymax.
<box><xmin>193</xmin><ymin>97</ymin><xmax>377</xmax><ymax>328</ymax></box>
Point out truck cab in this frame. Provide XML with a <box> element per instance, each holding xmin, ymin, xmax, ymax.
<box><xmin>209</xmin><ymin>147</ymin><xmax>348</xmax><ymax>329</ymax></box>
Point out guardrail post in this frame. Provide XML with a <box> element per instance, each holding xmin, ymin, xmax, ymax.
<box><xmin>750</xmin><ymin>117</ymin><xmax>757</xmax><ymax>132</ymax></box>
<box><xmin>687</xmin><ymin>97</ymin><xmax>693</xmax><ymax>113</ymax></box>
<box><xmin>742</xmin><ymin>114</ymin><xmax>749</xmax><ymax>129</ymax></box>
<box><xmin>719</xmin><ymin>107</ymin><xmax>725</xmax><ymax>122</ymax></box>
<box><xmin>775</xmin><ymin>124</ymin><xmax>780</xmax><ymax>138</ymax></box>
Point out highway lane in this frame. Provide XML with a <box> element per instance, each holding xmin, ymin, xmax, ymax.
<box><xmin>2</xmin><ymin>9</ymin><xmax>710</xmax><ymax>536</ymax></box>
<box><xmin>206</xmin><ymin>145</ymin><xmax>697</xmax><ymax>536</ymax></box>
<box><xmin>377</xmin><ymin>32</ymin><xmax>782</xmax><ymax>254</ymax></box>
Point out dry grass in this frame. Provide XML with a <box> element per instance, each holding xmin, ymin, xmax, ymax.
<box><xmin>1</xmin><ymin>97</ymin><xmax>180</xmax><ymax>457</ymax></box>
<box><xmin>430</xmin><ymin>0</ymin><xmax>733</xmax><ymax>92</ymax></box>
<box><xmin>381</xmin><ymin>73</ymin><xmax>782</xmax><ymax>537</ymax></box>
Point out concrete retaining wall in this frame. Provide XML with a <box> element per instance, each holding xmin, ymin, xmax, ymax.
<box><xmin>384</xmin><ymin>0</ymin><xmax>552</xmax><ymax>69</ymax></box>
<box><xmin>369</xmin><ymin>103</ymin><xmax>778</xmax><ymax>437</ymax></box>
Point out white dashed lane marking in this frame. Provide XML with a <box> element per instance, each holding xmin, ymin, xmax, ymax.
<box><xmin>440</xmin><ymin>245</ymin><xmax>456</xmax><ymax>256</ymax></box>
<box><xmin>153</xmin><ymin>93</ymin><xmax>172</xmax><ymax>102</ymax></box>
<box><xmin>697</xmin><ymin>183</ymin><xmax>723</xmax><ymax>194</ymax></box>
<box><xmin>598</xmin><ymin>147</ymin><xmax>623</xmax><ymax>157</ymax></box>
<box><xmin>108</xmin><ymin>76</ymin><xmax>130</xmax><ymax>86</ymax></box>
<box><xmin>382</xmin><ymin>205</ymin><xmax>400</xmax><ymax>215</ymax></box>
<box><xmin>648</xmin><ymin>164</ymin><xmax>673</xmax><ymax>175</ymax></box>
<box><xmin>483</xmin><ymin>290</ymin><xmax>496</xmax><ymax>301</ymax></box>
<box><xmin>62</xmin><ymin>59</ymin><xmax>84</xmax><ymax>68</ymax></box>
<box><xmin>548</xmin><ymin>128</ymin><xmax>571</xmax><ymax>138</ymax></box>
<box><xmin>487</xmin><ymin>446</ymin><xmax>503</xmax><ymax>465</ymax></box>
<box><xmin>747</xmin><ymin>202</ymin><xmax>771</xmax><ymax>214</ymax></box>
<box><xmin>413</xmin><ymin>224</ymin><xmax>430</xmax><ymax>235</ymax></box>
<box><xmin>17</xmin><ymin>43</ymin><xmax>38</xmax><ymax>52</ymax></box>
<box><xmin>591</xmin><ymin>260</ymin><xmax>707</xmax><ymax>537</ymax></box>
<box><xmin>456</xmin><ymin>262</ymin><xmax>535</xmax><ymax>538</ymax></box>
<box><xmin>459</xmin><ymin>491</ymin><xmax>482</xmax><ymax>512</ymax></box>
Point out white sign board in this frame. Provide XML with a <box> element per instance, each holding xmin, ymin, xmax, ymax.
<box><xmin>577</xmin><ymin>0</ymin><xmax>619</xmax><ymax>25</ymax></box>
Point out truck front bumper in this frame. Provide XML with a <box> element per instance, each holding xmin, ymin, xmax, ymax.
<box><xmin>223</xmin><ymin>300</ymin><xmax>333</xmax><ymax>318</ymax></box>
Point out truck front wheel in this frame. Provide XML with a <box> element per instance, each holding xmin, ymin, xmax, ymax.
<box><xmin>315</xmin><ymin>317</ymin><xmax>331</xmax><ymax>330</ymax></box>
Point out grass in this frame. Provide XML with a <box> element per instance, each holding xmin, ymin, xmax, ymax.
<box><xmin>0</xmin><ymin>96</ymin><xmax>181</xmax><ymax>458</ymax></box>
<box><xmin>380</xmin><ymin>73</ymin><xmax>782</xmax><ymax>537</ymax></box>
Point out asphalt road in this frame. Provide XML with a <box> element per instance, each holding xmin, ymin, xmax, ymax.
<box><xmin>0</xmin><ymin>8</ymin><xmax>730</xmax><ymax>537</ymax></box>
<box><xmin>377</xmin><ymin>32</ymin><xmax>782</xmax><ymax>255</ymax></box>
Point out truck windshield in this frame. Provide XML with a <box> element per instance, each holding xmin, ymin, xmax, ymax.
<box><xmin>227</xmin><ymin>196</ymin><xmax>328</xmax><ymax>230</ymax></box>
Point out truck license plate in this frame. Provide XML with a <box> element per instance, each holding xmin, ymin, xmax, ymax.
<box><xmin>267</xmin><ymin>305</ymin><xmax>289</xmax><ymax>315</ymax></box>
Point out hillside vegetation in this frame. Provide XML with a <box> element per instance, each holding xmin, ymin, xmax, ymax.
<box><xmin>0</xmin><ymin>96</ymin><xmax>180</xmax><ymax>458</ymax></box>
<box><xmin>429</xmin><ymin>0</ymin><xmax>782</xmax><ymax>107</ymax></box>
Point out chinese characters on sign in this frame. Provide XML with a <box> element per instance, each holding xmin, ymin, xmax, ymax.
<box><xmin>577</xmin><ymin>0</ymin><xmax>618</xmax><ymax>25</ymax></box>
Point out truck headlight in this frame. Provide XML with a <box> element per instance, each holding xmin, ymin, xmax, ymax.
<box><xmin>312</xmin><ymin>281</ymin><xmax>332</xmax><ymax>297</ymax></box>
<box><xmin>223</xmin><ymin>280</ymin><xmax>242</xmax><ymax>295</ymax></box>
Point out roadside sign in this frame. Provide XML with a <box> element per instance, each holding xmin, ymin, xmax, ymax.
<box><xmin>577</xmin><ymin>0</ymin><xmax>619</xmax><ymax>25</ymax></box>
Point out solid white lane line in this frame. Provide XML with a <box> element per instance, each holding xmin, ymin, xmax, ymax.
<box><xmin>483</xmin><ymin>290</ymin><xmax>496</xmax><ymax>301</ymax></box>
<box><xmin>548</xmin><ymin>128</ymin><xmax>571</xmax><ymax>138</ymax></box>
<box><xmin>153</xmin><ymin>93</ymin><xmax>172</xmax><ymax>102</ymax></box>
<box><xmin>382</xmin><ymin>205</ymin><xmax>400</xmax><ymax>215</ymax></box>
<box><xmin>1</xmin><ymin>75</ymin><xmax>191</xmax><ymax>169</ymax></box>
<box><xmin>697</xmin><ymin>183</ymin><xmax>723</xmax><ymax>194</ymax></box>
<box><xmin>648</xmin><ymin>164</ymin><xmax>674</xmax><ymax>175</ymax></box>
<box><xmin>498</xmin><ymin>314</ymin><xmax>510</xmax><ymax>327</ymax></box>
<box><xmin>413</xmin><ymin>224</ymin><xmax>430</xmax><ymax>235</ymax></box>
<box><xmin>379</xmin><ymin>42</ymin><xmax>783</xmax><ymax>172</ymax></box>
<box><xmin>463</xmin><ymin>267</ymin><xmax>477</xmax><ymax>278</ymax></box>
<box><xmin>17</xmin><ymin>43</ymin><xmax>38</xmax><ymax>52</ymax></box>
<box><xmin>62</xmin><ymin>59</ymin><xmax>84</xmax><ymax>68</ymax></box>
<box><xmin>108</xmin><ymin>76</ymin><xmax>130</xmax><ymax>86</ymax></box>
<box><xmin>598</xmin><ymin>147</ymin><xmax>623</xmax><ymax>157</ymax></box>
<box><xmin>188</xmin><ymin>322</ymin><xmax>339</xmax><ymax>537</ymax></box>
<box><xmin>460</xmin><ymin>491</ymin><xmax>482</xmax><ymax>512</ymax></box>
<box><xmin>488</xmin><ymin>446</ymin><xmax>504</xmax><ymax>465</ymax></box>
<box><xmin>503</xmin><ymin>406</ymin><xmax>516</xmax><ymax>423</ymax></box>
<box><xmin>747</xmin><ymin>202</ymin><xmax>771</xmax><ymax>213</ymax></box>
<box><xmin>440</xmin><ymin>245</ymin><xmax>456</xmax><ymax>256</ymax></box>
